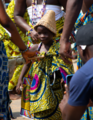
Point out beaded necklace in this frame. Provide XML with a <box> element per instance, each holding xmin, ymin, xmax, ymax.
<box><xmin>32</xmin><ymin>0</ymin><xmax>46</xmax><ymax>25</ymax></box>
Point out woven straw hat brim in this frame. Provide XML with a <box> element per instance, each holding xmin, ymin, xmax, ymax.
<box><xmin>34</xmin><ymin>20</ymin><xmax>56</xmax><ymax>34</ymax></box>
<box><xmin>34</xmin><ymin>10</ymin><xmax>56</xmax><ymax>35</ymax></box>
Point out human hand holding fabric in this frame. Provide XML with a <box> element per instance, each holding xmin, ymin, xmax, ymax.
<box><xmin>22</xmin><ymin>50</ymin><xmax>40</xmax><ymax>63</ymax></box>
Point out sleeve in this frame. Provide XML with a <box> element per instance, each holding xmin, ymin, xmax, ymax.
<box><xmin>68</xmin><ymin>70</ymin><xmax>91</xmax><ymax>106</ymax></box>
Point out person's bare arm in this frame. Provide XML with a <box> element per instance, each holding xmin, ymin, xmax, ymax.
<box><xmin>61</xmin><ymin>0</ymin><xmax>83</xmax><ymax>42</ymax></box>
<box><xmin>59</xmin><ymin>0</ymin><xmax>83</xmax><ymax>63</ymax></box>
<box><xmin>14</xmin><ymin>0</ymin><xmax>39</xmax><ymax>43</ymax></box>
<box><xmin>19</xmin><ymin>63</ymin><xmax>31</xmax><ymax>81</ymax></box>
<box><xmin>59</xmin><ymin>90</ymin><xmax>87</xmax><ymax>120</ymax></box>
<box><xmin>62</xmin><ymin>103</ymin><xmax>86</xmax><ymax>120</ymax></box>
<box><xmin>17</xmin><ymin>44</ymin><xmax>38</xmax><ymax>82</ymax></box>
<box><xmin>14</xmin><ymin>0</ymin><xmax>31</xmax><ymax>33</ymax></box>
<box><xmin>16</xmin><ymin>44</ymin><xmax>38</xmax><ymax>93</ymax></box>
<box><xmin>16</xmin><ymin>62</ymin><xmax>31</xmax><ymax>93</ymax></box>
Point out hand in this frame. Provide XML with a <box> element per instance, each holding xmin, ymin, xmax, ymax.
<box><xmin>30</xmin><ymin>30</ymin><xmax>40</xmax><ymax>44</ymax></box>
<box><xmin>16</xmin><ymin>80</ymin><xmax>23</xmax><ymax>94</ymax></box>
<box><xmin>59</xmin><ymin>38</ymin><xmax>73</xmax><ymax>64</ymax></box>
<box><xmin>59</xmin><ymin>84</ymin><xmax>69</xmax><ymax>113</ymax></box>
<box><xmin>22</xmin><ymin>50</ymin><xmax>40</xmax><ymax>63</ymax></box>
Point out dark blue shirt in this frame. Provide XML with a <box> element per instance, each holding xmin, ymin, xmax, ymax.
<box><xmin>68</xmin><ymin>58</ymin><xmax>93</xmax><ymax>106</ymax></box>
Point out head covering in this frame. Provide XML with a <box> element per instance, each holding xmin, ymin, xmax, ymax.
<box><xmin>76</xmin><ymin>23</ymin><xmax>93</xmax><ymax>50</ymax></box>
<box><xmin>34</xmin><ymin>10</ymin><xmax>56</xmax><ymax>35</ymax></box>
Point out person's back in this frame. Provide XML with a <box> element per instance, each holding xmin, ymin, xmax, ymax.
<box><xmin>68</xmin><ymin>58</ymin><xmax>93</xmax><ymax>106</ymax></box>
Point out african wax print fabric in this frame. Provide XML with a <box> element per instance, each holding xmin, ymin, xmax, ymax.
<box><xmin>20</xmin><ymin>40</ymin><xmax>74</xmax><ymax>119</ymax></box>
<box><xmin>75</xmin><ymin>4</ymin><xmax>93</xmax><ymax>120</ymax></box>
<box><xmin>81</xmin><ymin>107</ymin><xmax>93</xmax><ymax>120</ymax></box>
<box><xmin>0</xmin><ymin>41</ymin><xmax>11</xmax><ymax>120</ymax></box>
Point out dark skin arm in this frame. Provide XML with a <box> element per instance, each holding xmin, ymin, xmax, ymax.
<box><xmin>61</xmin><ymin>0</ymin><xmax>83</xmax><ymax>41</ymax></box>
<box><xmin>14</xmin><ymin>0</ymin><xmax>29</xmax><ymax>33</ymax></box>
<box><xmin>16</xmin><ymin>44</ymin><xmax>38</xmax><ymax>93</ymax></box>
<box><xmin>59</xmin><ymin>86</ymin><xmax>87</xmax><ymax>120</ymax></box>
<box><xmin>59</xmin><ymin>0</ymin><xmax>93</xmax><ymax>63</ymax></box>
<box><xmin>16</xmin><ymin>62</ymin><xmax>31</xmax><ymax>93</ymax></box>
<box><xmin>59</xmin><ymin>0</ymin><xmax>83</xmax><ymax>63</ymax></box>
<box><xmin>14</xmin><ymin>0</ymin><xmax>39</xmax><ymax>42</ymax></box>
<box><xmin>60</xmin><ymin>102</ymin><xmax>87</xmax><ymax>120</ymax></box>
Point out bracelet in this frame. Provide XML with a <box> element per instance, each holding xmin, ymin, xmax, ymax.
<box><xmin>26</xmin><ymin>28</ymin><xmax>33</xmax><ymax>36</ymax></box>
<box><xmin>19</xmin><ymin>47</ymin><xmax>29</xmax><ymax>54</ymax></box>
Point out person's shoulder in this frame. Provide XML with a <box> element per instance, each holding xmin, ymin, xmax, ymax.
<box><xmin>80</xmin><ymin>58</ymin><xmax>93</xmax><ymax>75</ymax></box>
<box><xmin>70</xmin><ymin>58</ymin><xmax>93</xmax><ymax>85</ymax></box>
<box><xmin>70</xmin><ymin>69</ymin><xmax>84</xmax><ymax>84</ymax></box>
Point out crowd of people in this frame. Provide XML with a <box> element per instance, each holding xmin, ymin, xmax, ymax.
<box><xmin>0</xmin><ymin>0</ymin><xmax>93</xmax><ymax>120</ymax></box>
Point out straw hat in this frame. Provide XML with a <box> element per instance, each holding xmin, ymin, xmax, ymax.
<box><xmin>34</xmin><ymin>10</ymin><xmax>56</xmax><ymax>34</ymax></box>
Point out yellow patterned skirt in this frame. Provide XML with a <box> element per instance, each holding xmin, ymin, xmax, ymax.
<box><xmin>34</xmin><ymin>90</ymin><xmax>63</xmax><ymax>120</ymax></box>
<box><xmin>21</xmin><ymin>81</ymin><xmax>63</xmax><ymax>120</ymax></box>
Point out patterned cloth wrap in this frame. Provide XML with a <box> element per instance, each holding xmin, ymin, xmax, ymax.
<box><xmin>75</xmin><ymin>4</ymin><xmax>93</xmax><ymax>120</ymax></box>
<box><xmin>20</xmin><ymin>40</ymin><xmax>74</xmax><ymax>120</ymax></box>
<box><xmin>0</xmin><ymin>0</ymin><xmax>65</xmax><ymax>91</ymax></box>
<box><xmin>0</xmin><ymin>41</ymin><xmax>11</xmax><ymax>120</ymax></box>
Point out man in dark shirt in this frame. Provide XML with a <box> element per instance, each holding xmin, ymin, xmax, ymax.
<box><xmin>59</xmin><ymin>23</ymin><xmax>93</xmax><ymax>120</ymax></box>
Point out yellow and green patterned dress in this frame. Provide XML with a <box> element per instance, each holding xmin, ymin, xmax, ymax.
<box><xmin>20</xmin><ymin>40</ymin><xmax>74</xmax><ymax>120</ymax></box>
